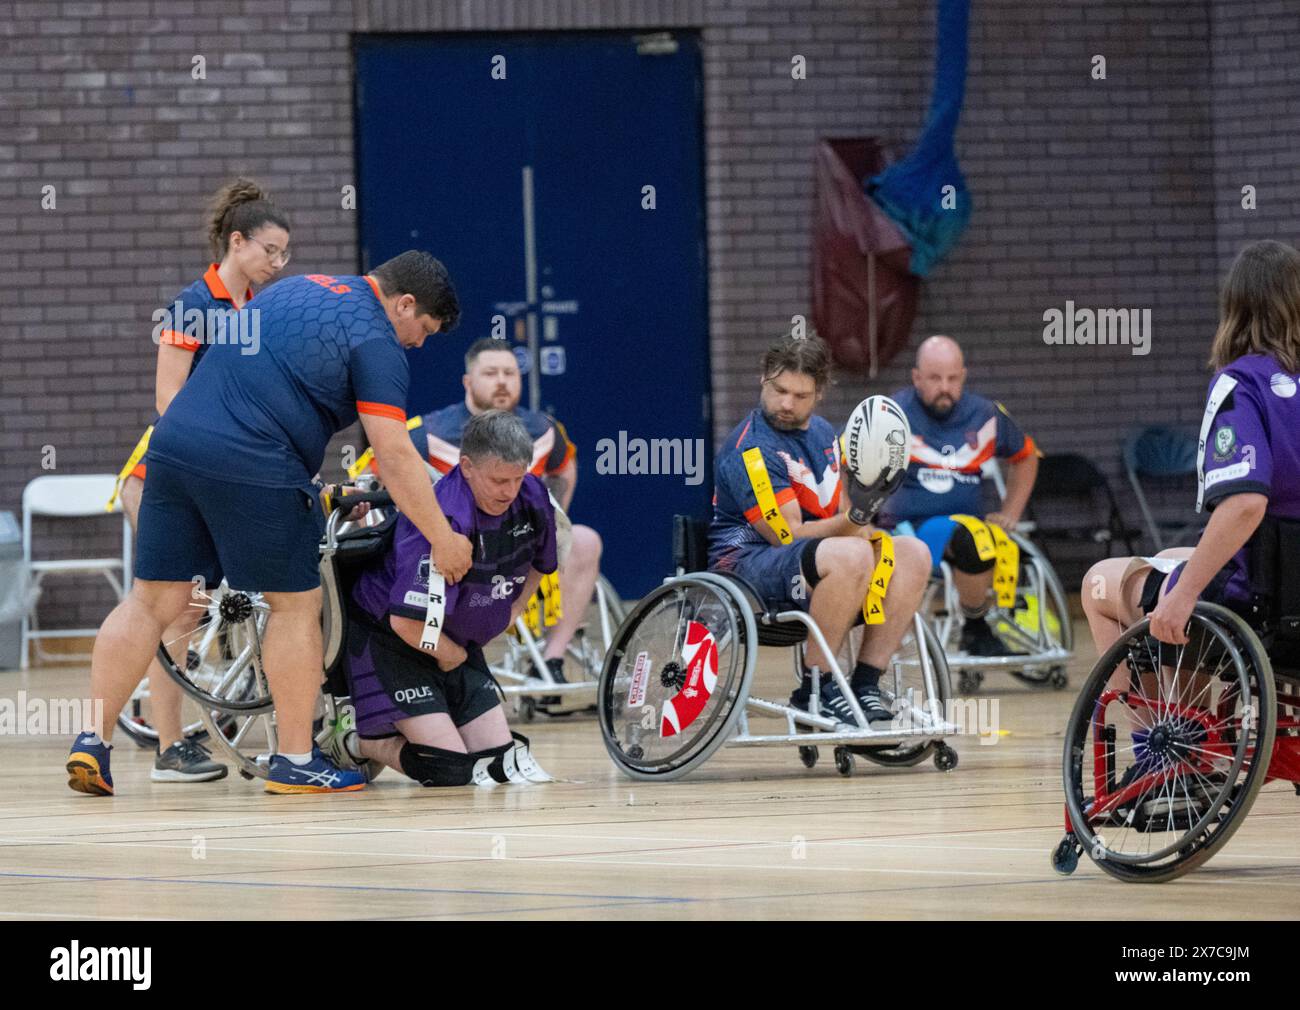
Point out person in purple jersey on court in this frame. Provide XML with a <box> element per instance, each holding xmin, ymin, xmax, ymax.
<box><xmin>334</xmin><ymin>410</ymin><xmax>558</xmax><ymax>787</ymax></box>
<box><xmin>1083</xmin><ymin>239</ymin><xmax>1300</xmax><ymax>655</ymax></box>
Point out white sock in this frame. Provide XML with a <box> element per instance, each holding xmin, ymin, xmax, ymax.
<box><xmin>281</xmin><ymin>751</ymin><xmax>313</xmax><ymax>766</ymax></box>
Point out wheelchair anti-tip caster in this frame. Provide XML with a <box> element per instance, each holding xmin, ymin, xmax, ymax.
<box><xmin>1051</xmin><ymin>834</ymin><xmax>1081</xmax><ymax>875</ymax></box>
<box><xmin>798</xmin><ymin>746</ymin><xmax>818</xmax><ymax>769</ymax></box>
<box><xmin>958</xmin><ymin>670</ymin><xmax>983</xmax><ymax>694</ymax></box>
<box><xmin>933</xmin><ymin>744</ymin><xmax>958</xmax><ymax>771</ymax></box>
<box><xmin>833</xmin><ymin>747</ymin><xmax>855</xmax><ymax>777</ymax></box>
<box><xmin>1048</xmin><ymin>665</ymin><xmax>1068</xmax><ymax>690</ymax></box>
<box><xmin>518</xmin><ymin>697</ymin><xmax>536</xmax><ymax>722</ymax></box>
<box><xmin>239</xmin><ymin>769</ymin><xmax>255</xmax><ymax>781</ymax></box>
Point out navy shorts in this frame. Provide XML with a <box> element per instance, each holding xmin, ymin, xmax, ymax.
<box><xmin>712</xmin><ymin>541</ymin><xmax>821</xmax><ymax>613</ymax></box>
<box><xmin>134</xmin><ymin>457</ymin><xmax>325</xmax><ymax>592</ymax></box>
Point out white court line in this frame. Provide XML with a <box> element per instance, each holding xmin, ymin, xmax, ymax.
<box><xmin>1</xmin><ymin>833</ymin><xmax>1298</xmax><ymax>881</ymax></box>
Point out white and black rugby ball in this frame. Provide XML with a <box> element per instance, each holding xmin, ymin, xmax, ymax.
<box><xmin>842</xmin><ymin>395</ymin><xmax>911</xmax><ymax>523</ymax></box>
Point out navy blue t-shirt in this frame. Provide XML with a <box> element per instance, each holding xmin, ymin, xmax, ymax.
<box><xmin>150</xmin><ymin>273</ymin><xmax>409</xmax><ymax>487</ymax></box>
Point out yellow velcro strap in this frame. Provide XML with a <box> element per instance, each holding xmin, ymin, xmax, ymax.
<box><xmin>346</xmin><ymin>415</ymin><xmax>424</xmax><ymax>480</ymax></box>
<box><xmin>742</xmin><ymin>447</ymin><xmax>793</xmax><ymax>545</ymax></box>
<box><xmin>523</xmin><ymin>571</ymin><xmax>563</xmax><ymax>636</ymax></box>
<box><xmin>989</xmin><ymin>523</ymin><xmax>1020</xmax><ymax>609</ymax></box>
<box><xmin>106</xmin><ymin>425</ymin><xmax>153</xmax><ymax>511</ymax></box>
<box><xmin>862</xmin><ymin>531</ymin><xmax>895</xmax><ymax>625</ymax></box>
<box><xmin>950</xmin><ymin>514</ymin><xmax>995</xmax><ymax>562</ymax></box>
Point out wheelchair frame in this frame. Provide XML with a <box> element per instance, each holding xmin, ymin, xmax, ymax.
<box><xmin>924</xmin><ymin>529</ymin><xmax>1074</xmax><ymax>692</ymax></box>
<box><xmin>489</xmin><ymin>574</ymin><xmax>626</xmax><ymax>720</ymax></box>
<box><xmin>597</xmin><ymin>519</ymin><xmax>960</xmax><ymax>781</ymax></box>
<box><xmin>1052</xmin><ymin>602</ymin><xmax>1300</xmax><ymax>883</ymax></box>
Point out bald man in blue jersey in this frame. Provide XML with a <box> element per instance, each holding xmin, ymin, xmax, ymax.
<box><xmin>67</xmin><ymin>252</ymin><xmax>469</xmax><ymax>797</ymax></box>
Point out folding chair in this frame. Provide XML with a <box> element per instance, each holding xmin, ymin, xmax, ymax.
<box><xmin>21</xmin><ymin>474</ymin><xmax>131</xmax><ymax>668</ymax></box>
<box><xmin>1025</xmin><ymin>453</ymin><xmax>1140</xmax><ymax>559</ymax></box>
<box><xmin>1122</xmin><ymin>425</ymin><xmax>1200</xmax><ymax>551</ymax></box>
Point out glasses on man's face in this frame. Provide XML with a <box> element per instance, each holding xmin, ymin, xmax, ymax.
<box><xmin>247</xmin><ymin>237</ymin><xmax>291</xmax><ymax>267</ymax></box>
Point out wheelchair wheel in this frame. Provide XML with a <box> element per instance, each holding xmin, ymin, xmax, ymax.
<box><xmin>598</xmin><ymin>574</ymin><xmax>755</xmax><ymax>781</ymax></box>
<box><xmin>1062</xmin><ymin>602</ymin><xmax>1276</xmax><ymax>883</ymax></box>
<box><xmin>844</xmin><ymin>614</ymin><xmax>954</xmax><ymax>767</ymax></box>
<box><xmin>157</xmin><ymin>587</ymin><xmax>277</xmax><ymax>780</ymax></box>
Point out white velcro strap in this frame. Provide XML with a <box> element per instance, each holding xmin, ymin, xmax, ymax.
<box><xmin>419</xmin><ymin>562</ymin><xmax>446</xmax><ymax>653</ymax></box>
<box><xmin>1196</xmin><ymin>373</ymin><xmax>1238</xmax><ymax>513</ymax></box>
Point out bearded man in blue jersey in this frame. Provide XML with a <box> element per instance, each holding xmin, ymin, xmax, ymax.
<box><xmin>879</xmin><ymin>335</ymin><xmax>1040</xmax><ymax>658</ymax></box>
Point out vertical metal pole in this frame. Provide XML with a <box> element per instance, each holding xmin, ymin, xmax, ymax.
<box><xmin>522</xmin><ymin>166</ymin><xmax>540</xmax><ymax>412</ymax></box>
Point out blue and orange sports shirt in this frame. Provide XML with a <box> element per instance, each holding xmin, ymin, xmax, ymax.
<box><xmin>155</xmin><ymin>263</ymin><xmax>254</xmax><ymax>376</ymax></box>
<box><xmin>881</xmin><ymin>387</ymin><xmax>1036</xmax><ymax>526</ymax></box>
<box><xmin>708</xmin><ymin>407</ymin><xmax>843</xmax><ymax>564</ymax></box>
<box><xmin>131</xmin><ymin>264</ymin><xmax>254</xmax><ymax>481</ymax></box>
<box><xmin>411</xmin><ymin>402</ymin><xmax>576</xmax><ymax>477</ymax></box>
<box><xmin>149</xmin><ymin>273</ymin><xmax>409</xmax><ymax>488</ymax></box>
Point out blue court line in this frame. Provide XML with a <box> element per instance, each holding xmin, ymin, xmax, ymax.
<box><xmin>0</xmin><ymin>870</ymin><xmax>688</xmax><ymax>904</ymax></box>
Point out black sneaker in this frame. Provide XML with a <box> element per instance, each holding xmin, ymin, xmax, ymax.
<box><xmin>791</xmin><ymin>679</ymin><xmax>892</xmax><ymax>727</ymax></box>
<box><xmin>152</xmin><ymin>739</ymin><xmax>228</xmax><ymax>783</ymax></box>
<box><xmin>851</xmin><ymin>684</ymin><xmax>895</xmax><ymax>725</ymax></box>
<box><xmin>959</xmin><ymin>618</ymin><xmax>1025</xmax><ymax>657</ymax></box>
<box><xmin>531</xmin><ymin>658</ymin><xmax>567</xmax><ymax>708</ymax></box>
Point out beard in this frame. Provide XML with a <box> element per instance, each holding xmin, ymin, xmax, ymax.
<box><xmin>920</xmin><ymin>394</ymin><xmax>956</xmax><ymax>421</ymax></box>
<box><xmin>762</xmin><ymin>407</ymin><xmax>808</xmax><ymax>431</ymax></box>
<box><xmin>472</xmin><ymin>388</ymin><xmax>517</xmax><ymax>412</ymax></box>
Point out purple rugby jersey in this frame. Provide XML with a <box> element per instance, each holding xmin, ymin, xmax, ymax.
<box><xmin>1182</xmin><ymin>353</ymin><xmax>1300</xmax><ymax>603</ymax></box>
<box><xmin>352</xmin><ymin>467</ymin><xmax>557</xmax><ymax>647</ymax></box>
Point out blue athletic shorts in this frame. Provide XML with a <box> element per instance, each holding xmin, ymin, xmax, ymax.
<box><xmin>712</xmin><ymin>541</ymin><xmax>818</xmax><ymax>613</ymax></box>
<box><xmin>134</xmin><ymin>457</ymin><xmax>326</xmax><ymax>592</ymax></box>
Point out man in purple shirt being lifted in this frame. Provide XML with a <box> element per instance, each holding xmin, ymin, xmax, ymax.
<box><xmin>336</xmin><ymin>410</ymin><xmax>558</xmax><ymax>787</ymax></box>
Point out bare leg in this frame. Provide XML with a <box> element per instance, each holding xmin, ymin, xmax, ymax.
<box><xmin>804</xmin><ymin>537</ymin><xmax>873</xmax><ymax>669</ymax></box>
<box><xmin>457</xmin><ymin>706</ymin><xmax>511</xmax><ymax>751</ymax></box>
<box><xmin>120</xmin><ymin>474</ymin><xmax>191</xmax><ymax>751</ymax></box>
<box><xmin>855</xmin><ymin>536</ymin><xmax>931</xmax><ymax>668</ymax></box>
<box><xmin>543</xmin><ymin>524</ymin><xmax>601</xmax><ymax>661</ymax></box>
<box><xmin>89</xmin><ymin>579</ymin><xmax>193</xmax><ymax>741</ymax></box>
<box><xmin>259</xmin><ymin>588</ymin><xmax>323</xmax><ymax>755</ymax></box>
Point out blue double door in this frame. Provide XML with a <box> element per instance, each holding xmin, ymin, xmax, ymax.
<box><xmin>355</xmin><ymin>32</ymin><xmax>711</xmax><ymax>596</ymax></box>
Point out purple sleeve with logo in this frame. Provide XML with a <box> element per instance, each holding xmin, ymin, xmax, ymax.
<box><xmin>1202</xmin><ymin>369</ymin><xmax>1272</xmax><ymax>508</ymax></box>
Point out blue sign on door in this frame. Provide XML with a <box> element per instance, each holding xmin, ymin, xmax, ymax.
<box><xmin>355</xmin><ymin>32</ymin><xmax>711</xmax><ymax>598</ymax></box>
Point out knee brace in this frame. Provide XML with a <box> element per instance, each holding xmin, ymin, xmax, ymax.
<box><xmin>946</xmin><ymin>523</ymin><xmax>996</xmax><ymax>575</ymax></box>
<box><xmin>398</xmin><ymin>743</ymin><xmax>479</xmax><ymax>787</ymax></box>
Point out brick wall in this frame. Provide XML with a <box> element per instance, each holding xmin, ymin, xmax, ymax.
<box><xmin>2</xmin><ymin>0</ymin><xmax>1295</xmax><ymax>629</ymax></box>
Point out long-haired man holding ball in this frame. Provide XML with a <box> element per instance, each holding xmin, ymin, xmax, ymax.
<box><xmin>708</xmin><ymin>333</ymin><xmax>931</xmax><ymax>724</ymax></box>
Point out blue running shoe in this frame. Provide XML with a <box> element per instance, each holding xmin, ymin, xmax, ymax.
<box><xmin>66</xmin><ymin>732</ymin><xmax>114</xmax><ymax>796</ymax></box>
<box><xmin>264</xmin><ymin>746</ymin><xmax>366</xmax><ymax>794</ymax></box>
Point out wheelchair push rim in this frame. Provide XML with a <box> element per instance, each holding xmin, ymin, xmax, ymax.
<box><xmin>1061</xmin><ymin>602</ymin><xmax>1276</xmax><ymax>883</ymax></box>
<box><xmin>598</xmin><ymin>575</ymin><xmax>755</xmax><ymax>781</ymax></box>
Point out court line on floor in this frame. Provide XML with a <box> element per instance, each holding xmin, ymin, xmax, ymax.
<box><xmin>0</xmin><ymin>870</ymin><xmax>689</xmax><ymax>904</ymax></box>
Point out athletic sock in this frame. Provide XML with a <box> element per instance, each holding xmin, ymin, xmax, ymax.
<box><xmin>281</xmin><ymin>751</ymin><xmax>313</xmax><ymax>766</ymax></box>
<box><xmin>851</xmin><ymin>662</ymin><xmax>883</xmax><ymax>691</ymax></box>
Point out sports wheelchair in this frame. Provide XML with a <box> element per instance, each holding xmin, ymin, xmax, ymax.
<box><xmin>1052</xmin><ymin>517</ymin><xmax>1300</xmax><ymax>883</ymax></box>
<box><xmin>596</xmin><ymin>516</ymin><xmax>959</xmax><ymax>781</ymax></box>
<box><xmin>155</xmin><ymin>490</ymin><xmax>398</xmax><ymax>782</ymax></box>
<box><xmin>490</xmin><ymin>572</ymin><xmax>626</xmax><ymax>721</ymax></box>
<box><xmin>919</xmin><ymin>524</ymin><xmax>1074</xmax><ymax>693</ymax></box>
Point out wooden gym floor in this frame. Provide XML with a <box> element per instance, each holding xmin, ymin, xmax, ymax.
<box><xmin>3</xmin><ymin>622</ymin><xmax>1300</xmax><ymax>920</ymax></box>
